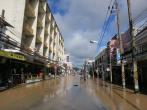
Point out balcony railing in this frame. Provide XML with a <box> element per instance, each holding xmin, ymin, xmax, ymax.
<box><xmin>23</xmin><ymin>23</ymin><xmax>34</xmax><ymax>36</ymax></box>
<box><xmin>25</xmin><ymin>4</ymin><xmax>35</xmax><ymax>18</ymax></box>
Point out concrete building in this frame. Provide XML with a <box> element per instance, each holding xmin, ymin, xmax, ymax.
<box><xmin>0</xmin><ymin>0</ymin><xmax>64</xmax><ymax>62</ymax></box>
<box><xmin>0</xmin><ymin>0</ymin><xmax>64</xmax><ymax>87</ymax></box>
<box><xmin>63</xmin><ymin>54</ymin><xmax>73</xmax><ymax>74</ymax></box>
<box><xmin>134</xmin><ymin>27</ymin><xmax>147</xmax><ymax>93</ymax></box>
<box><xmin>95</xmin><ymin>35</ymin><xmax>121</xmax><ymax>84</ymax></box>
<box><xmin>95</xmin><ymin>48</ymin><xmax>109</xmax><ymax>80</ymax></box>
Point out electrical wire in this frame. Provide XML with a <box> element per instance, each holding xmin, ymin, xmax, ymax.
<box><xmin>97</xmin><ymin>0</ymin><xmax>112</xmax><ymax>51</ymax></box>
<box><xmin>133</xmin><ymin>7</ymin><xmax>147</xmax><ymax>22</ymax></box>
<box><xmin>97</xmin><ymin>0</ymin><xmax>115</xmax><ymax>52</ymax></box>
<box><xmin>133</xmin><ymin>8</ymin><xmax>147</xmax><ymax>26</ymax></box>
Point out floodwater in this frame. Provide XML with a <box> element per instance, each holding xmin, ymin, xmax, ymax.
<box><xmin>0</xmin><ymin>75</ymin><xmax>147</xmax><ymax>110</ymax></box>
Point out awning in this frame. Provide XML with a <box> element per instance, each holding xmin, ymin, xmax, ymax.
<box><xmin>0</xmin><ymin>17</ymin><xmax>14</xmax><ymax>28</ymax></box>
<box><xmin>0</xmin><ymin>50</ymin><xmax>26</xmax><ymax>61</ymax></box>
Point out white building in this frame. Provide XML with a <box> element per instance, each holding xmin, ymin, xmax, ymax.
<box><xmin>0</xmin><ymin>0</ymin><xmax>64</xmax><ymax>61</ymax></box>
<box><xmin>63</xmin><ymin>53</ymin><xmax>73</xmax><ymax>74</ymax></box>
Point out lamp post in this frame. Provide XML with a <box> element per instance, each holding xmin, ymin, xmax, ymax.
<box><xmin>90</xmin><ymin>40</ymin><xmax>108</xmax><ymax>81</ymax></box>
<box><xmin>89</xmin><ymin>40</ymin><xmax>98</xmax><ymax>79</ymax></box>
<box><xmin>90</xmin><ymin>40</ymin><xmax>98</xmax><ymax>44</ymax></box>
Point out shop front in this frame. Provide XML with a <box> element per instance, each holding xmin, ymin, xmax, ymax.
<box><xmin>0</xmin><ymin>50</ymin><xmax>26</xmax><ymax>87</ymax></box>
<box><xmin>138</xmin><ymin>59</ymin><xmax>147</xmax><ymax>94</ymax></box>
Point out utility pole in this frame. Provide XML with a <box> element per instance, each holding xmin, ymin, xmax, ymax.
<box><xmin>0</xmin><ymin>10</ymin><xmax>5</xmax><ymax>50</ymax></box>
<box><xmin>109</xmin><ymin>50</ymin><xmax>113</xmax><ymax>83</ymax></box>
<box><xmin>127</xmin><ymin>0</ymin><xmax>139</xmax><ymax>92</ymax></box>
<box><xmin>115</xmin><ymin>0</ymin><xmax>126</xmax><ymax>89</ymax></box>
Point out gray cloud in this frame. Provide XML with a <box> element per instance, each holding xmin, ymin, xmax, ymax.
<box><xmin>50</xmin><ymin>0</ymin><xmax>147</xmax><ymax>65</ymax></box>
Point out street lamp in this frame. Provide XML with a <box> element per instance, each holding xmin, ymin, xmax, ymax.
<box><xmin>90</xmin><ymin>40</ymin><xmax>98</xmax><ymax>44</ymax></box>
<box><xmin>89</xmin><ymin>40</ymin><xmax>98</xmax><ymax>79</ymax></box>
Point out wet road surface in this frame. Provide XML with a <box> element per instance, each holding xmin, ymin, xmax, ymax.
<box><xmin>0</xmin><ymin>75</ymin><xmax>147</xmax><ymax>110</ymax></box>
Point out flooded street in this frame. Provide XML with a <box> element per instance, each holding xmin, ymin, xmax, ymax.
<box><xmin>0</xmin><ymin>75</ymin><xmax>147</xmax><ymax>110</ymax></box>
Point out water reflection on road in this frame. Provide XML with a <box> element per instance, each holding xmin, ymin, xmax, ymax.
<box><xmin>0</xmin><ymin>75</ymin><xmax>108</xmax><ymax>110</ymax></box>
<box><xmin>0</xmin><ymin>75</ymin><xmax>146</xmax><ymax>110</ymax></box>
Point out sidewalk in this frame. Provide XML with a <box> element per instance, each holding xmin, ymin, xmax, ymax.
<box><xmin>94</xmin><ymin>79</ymin><xmax>147</xmax><ymax>110</ymax></box>
<box><xmin>0</xmin><ymin>86</ymin><xmax>7</xmax><ymax>91</ymax></box>
<box><xmin>0</xmin><ymin>76</ymin><xmax>53</xmax><ymax>92</ymax></box>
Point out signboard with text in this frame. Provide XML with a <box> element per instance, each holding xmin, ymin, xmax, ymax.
<box><xmin>0</xmin><ymin>50</ymin><xmax>26</xmax><ymax>61</ymax></box>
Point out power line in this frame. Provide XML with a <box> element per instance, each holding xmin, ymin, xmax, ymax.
<box><xmin>133</xmin><ymin>7</ymin><xmax>147</xmax><ymax>25</ymax></box>
<box><xmin>97</xmin><ymin>0</ymin><xmax>115</xmax><ymax>52</ymax></box>
<box><xmin>97</xmin><ymin>0</ymin><xmax>112</xmax><ymax>50</ymax></box>
<box><xmin>137</xmin><ymin>20</ymin><xmax>147</xmax><ymax>30</ymax></box>
<box><xmin>133</xmin><ymin>7</ymin><xmax>147</xmax><ymax>22</ymax></box>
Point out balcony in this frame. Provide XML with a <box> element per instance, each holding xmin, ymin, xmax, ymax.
<box><xmin>36</xmin><ymin>36</ymin><xmax>42</xmax><ymax>44</ymax></box>
<box><xmin>44</xmin><ymin>33</ymin><xmax>49</xmax><ymax>38</ymax></box>
<box><xmin>45</xmin><ymin>28</ymin><xmax>49</xmax><ymax>34</ymax></box>
<box><xmin>47</xmin><ymin>13</ymin><xmax>51</xmax><ymax>20</ymax></box>
<box><xmin>51</xmin><ymin>22</ymin><xmax>55</xmax><ymax>29</ymax></box>
<box><xmin>23</xmin><ymin>23</ymin><xmax>34</xmax><ymax>36</ymax></box>
<box><xmin>44</xmin><ymin>42</ymin><xmax>48</xmax><ymax>48</ymax></box>
<box><xmin>27</xmin><ymin>47</ymin><xmax>34</xmax><ymax>53</ymax></box>
<box><xmin>37</xmin><ymin>17</ymin><xmax>43</xmax><ymax>28</ymax></box>
<box><xmin>54</xmin><ymin>48</ymin><xmax>56</xmax><ymax>52</ymax></box>
<box><xmin>50</xmin><ymin>28</ymin><xmax>53</xmax><ymax>36</ymax></box>
<box><xmin>49</xmin><ymin>35</ymin><xmax>53</xmax><ymax>40</ymax></box>
<box><xmin>55</xmin><ymin>27</ymin><xmax>58</xmax><ymax>34</ymax></box>
<box><xmin>49</xmin><ymin>47</ymin><xmax>53</xmax><ymax>52</ymax></box>
<box><xmin>46</xmin><ymin>15</ymin><xmax>50</xmax><ymax>24</ymax></box>
<box><xmin>53</xmin><ymin>41</ymin><xmax>56</xmax><ymax>46</ymax></box>
<box><xmin>22</xmin><ymin>45</ymin><xmax>34</xmax><ymax>53</ymax></box>
<box><xmin>54</xmin><ymin>29</ymin><xmax>57</xmax><ymax>36</ymax></box>
<box><xmin>38</xmin><ymin>3</ymin><xmax>45</xmax><ymax>14</ymax></box>
<box><xmin>45</xmin><ymin>22</ymin><xmax>50</xmax><ymax>28</ymax></box>
<box><xmin>25</xmin><ymin>4</ymin><xmax>35</xmax><ymax>18</ymax></box>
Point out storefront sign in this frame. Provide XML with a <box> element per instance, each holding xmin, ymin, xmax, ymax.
<box><xmin>0</xmin><ymin>50</ymin><xmax>26</xmax><ymax>61</ymax></box>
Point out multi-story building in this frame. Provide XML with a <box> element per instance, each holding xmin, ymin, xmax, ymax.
<box><xmin>0</xmin><ymin>0</ymin><xmax>64</xmax><ymax>87</ymax></box>
<box><xmin>63</xmin><ymin>53</ymin><xmax>73</xmax><ymax>74</ymax></box>
<box><xmin>0</xmin><ymin>0</ymin><xmax>64</xmax><ymax>61</ymax></box>
<box><xmin>95</xmin><ymin>35</ymin><xmax>121</xmax><ymax>84</ymax></box>
<box><xmin>134</xmin><ymin>27</ymin><xmax>147</xmax><ymax>93</ymax></box>
<box><xmin>95</xmin><ymin>48</ymin><xmax>109</xmax><ymax>80</ymax></box>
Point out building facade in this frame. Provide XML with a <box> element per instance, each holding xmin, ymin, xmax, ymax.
<box><xmin>95</xmin><ymin>48</ymin><xmax>109</xmax><ymax>80</ymax></box>
<box><xmin>63</xmin><ymin>54</ymin><xmax>73</xmax><ymax>74</ymax></box>
<box><xmin>95</xmin><ymin>26</ymin><xmax>147</xmax><ymax>93</ymax></box>
<box><xmin>0</xmin><ymin>0</ymin><xmax>64</xmax><ymax>61</ymax></box>
<box><xmin>95</xmin><ymin>35</ymin><xmax>122</xmax><ymax>84</ymax></box>
<box><xmin>0</xmin><ymin>0</ymin><xmax>64</xmax><ymax>87</ymax></box>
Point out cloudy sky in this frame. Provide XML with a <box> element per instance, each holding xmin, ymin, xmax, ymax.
<box><xmin>48</xmin><ymin>0</ymin><xmax>147</xmax><ymax>66</ymax></box>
